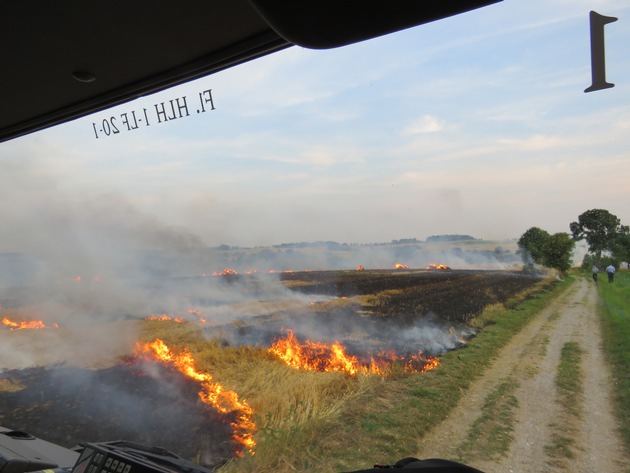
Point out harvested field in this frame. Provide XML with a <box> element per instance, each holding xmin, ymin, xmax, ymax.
<box><xmin>0</xmin><ymin>269</ymin><xmax>544</xmax><ymax>469</ymax></box>
<box><xmin>279</xmin><ymin>269</ymin><xmax>541</xmax><ymax>322</ymax></box>
<box><xmin>0</xmin><ymin>362</ymin><xmax>235</xmax><ymax>464</ymax></box>
<box><xmin>214</xmin><ymin>269</ymin><xmax>543</xmax><ymax>359</ymax></box>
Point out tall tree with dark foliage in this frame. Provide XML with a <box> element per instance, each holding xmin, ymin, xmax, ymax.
<box><xmin>570</xmin><ymin>209</ymin><xmax>621</xmax><ymax>259</ymax></box>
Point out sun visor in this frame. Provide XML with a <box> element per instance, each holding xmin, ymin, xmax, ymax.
<box><xmin>248</xmin><ymin>0</ymin><xmax>503</xmax><ymax>49</ymax></box>
<box><xmin>0</xmin><ymin>0</ymin><xmax>501</xmax><ymax>143</ymax></box>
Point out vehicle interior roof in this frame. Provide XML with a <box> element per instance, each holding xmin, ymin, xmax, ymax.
<box><xmin>0</xmin><ymin>0</ymin><xmax>500</xmax><ymax>143</ymax></box>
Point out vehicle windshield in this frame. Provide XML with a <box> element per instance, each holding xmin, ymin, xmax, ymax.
<box><xmin>1</xmin><ymin>1</ymin><xmax>628</xmax><ymax>472</ymax></box>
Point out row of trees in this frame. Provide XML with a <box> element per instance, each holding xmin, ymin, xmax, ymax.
<box><xmin>517</xmin><ymin>227</ymin><xmax>575</xmax><ymax>272</ymax></box>
<box><xmin>517</xmin><ymin>209</ymin><xmax>630</xmax><ymax>272</ymax></box>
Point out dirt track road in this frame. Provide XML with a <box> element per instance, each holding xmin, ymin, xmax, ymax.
<box><xmin>414</xmin><ymin>277</ymin><xmax>627</xmax><ymax>473</ymax></box>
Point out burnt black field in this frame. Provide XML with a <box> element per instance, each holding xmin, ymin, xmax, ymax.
<box><xmin>0</xmin><ymin>360</ymin><xmax>237</xmax><ymax>468</ymax></box>
<box><xmin>1</xmin><ymin>269</ymin><xmax>542</xmax><ymax>467</ymax></box>
<box><xmin>279</xmin><ymin>269</ymin><xmax>539</xmax><ymax>322</ymax></box>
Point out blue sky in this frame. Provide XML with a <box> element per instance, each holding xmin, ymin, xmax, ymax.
<box><xmin>1</xmin><ymin>0</ymin><xmax>629</xmax><ymax>251</ymax></box>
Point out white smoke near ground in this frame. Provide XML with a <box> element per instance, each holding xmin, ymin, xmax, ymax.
<box><xmin>198</xmin><ymin>288</ymin><xmax>478</xmax><ymax>359</ymax></box>
<box><xmin>0</xmin><ymin>160</ymin><xmax>332</xmax><ymax>368</ymax></box>
<box><xmin>0</xmin><ymin>320</ymin><xmax>139</xmax><ymax>370</ymax></box>
<box><xmin>0</xmin><ymin>159</ymin><xmax>208</xmax><ymax>301</ymax></box>
<box><xmin>372</xmin><ymin>313</ymin><xmax>476</xmax><ymax>357</ymax></box>
<box><xmin>0</xmin><ymin>158</ymin><xmax>513</xmax><ymax>370</ymax></box>
<box><xmin>0</xmin><ymin>158</ymin><xmax>218</xmax><ymax>368</ymax></box>
<box><xmin>200</xmin><ymin>240</ymin><xmax>521</xmax><ymax>274</ymax></box>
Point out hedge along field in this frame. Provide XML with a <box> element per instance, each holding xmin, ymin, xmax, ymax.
<box><xmin>597</xmin><ymin>269</ymin><xmax>630</xmax><ymax>454</ymax></box>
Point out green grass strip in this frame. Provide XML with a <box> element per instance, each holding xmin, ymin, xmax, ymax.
<box><xmin>456</xmin><ymin>377</ymin><xmax>519</xmax><ymax>462</ymax></box>
<box><xmin>545</xmin><ymin>431</ymin><xmax>578</xmax><ymax>463</ymax></box>
<box><xmin>544</xmin><ymin>341</ymin><xmax>583</xmax><ymax>464</ymax></box>
<box><xmin>555</xmin><ymin>341</ymin><xmax>583</xmax><ymax>417</ymax></box>
<box><xmin>597</xmin><ymin>270</ymin><xmax>630</xmax><ymax>456</ymax></box>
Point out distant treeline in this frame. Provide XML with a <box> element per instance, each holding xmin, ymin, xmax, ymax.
<box><xmin>215</xmin><ymin>236</ymin><xmax>480</xmax><ymax>251</ymax></box>
<box><xmin>0</xmin><ymin>233</ymin><xmax>516</xmax><ymax>291</ymax></box>
<box><xmin>426</xmin><ymin>235</ymin><xmax>476</xmax><ymax>242</ymax></box>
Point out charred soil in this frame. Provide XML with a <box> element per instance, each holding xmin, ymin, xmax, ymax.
<box><xmin>0</xmin><ymin>361</ymin><xmax>236</xmax><ymax>467</ymax></box>
<box><xmin>280</xmin><ymin>269</ymin><xmax>538</xmax><ymax>323</ymax></box>
<box><xmin>1</xmin><ymin>269</ymin><xmax>546</xmax><ymax>469</ymax></box>
<box><xmin>221</xmin><ymin>269</ymin><xmax>542</xmax><ymax>357</ymax></box>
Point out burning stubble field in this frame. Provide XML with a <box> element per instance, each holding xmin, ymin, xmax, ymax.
<box><xmin>0</xmin><ymin>269</ymin><xmax>550</xmax><ymax>471</ymax></box>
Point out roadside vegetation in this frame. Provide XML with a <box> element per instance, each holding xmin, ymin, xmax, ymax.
<box><xmin>596</xmin><ymin>270</ymin><xmax>630</xmax><ymax>457</ymax></box>
<box><xmin>139</xmin><ymin>274</ymin><xmax>571</xmax><ymax>472</ymax></box>
<box><xmin>518</xmin><ymin>208</ymin><xmax>629</xmax><ymax>275</ymax></box>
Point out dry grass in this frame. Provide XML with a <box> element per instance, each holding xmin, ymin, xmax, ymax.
<box><xmin>132</xmin><ymin>275</ymin><xmax>565</xmax><ymax>472</ymax></box>
<box><xmin>137</xmin><ymin>319</ymin><xmax>381</xmax><ymax>472</ymax></box>
<box><xmin>503</xmin><ymin>276</ymin><xmax>556</xmax><ymax>309</ymax></box>
<box><xmin>0</xmin><ymin>378</ymin><xmax>24</xmax><ymax>392</ymax></box>
<box><xmin>467</xmin><ymin>302</ymin><xmax>506</xmax><ymax>330</ymax></box>
<box><xmin>281</xmin><ymin>280</ymin><xmax>316</xmax><ymax>289</ymax></box>
<box><xmin>360</xmin><ymin>289</ymin><xmax>404</xmax><ymax>308</ymax></box>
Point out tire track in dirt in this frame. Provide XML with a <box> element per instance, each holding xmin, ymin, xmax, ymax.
<box><xmin>414</xmin><ymin>277</ymin><xmax>627</xmax><ymax>472</ymax></box>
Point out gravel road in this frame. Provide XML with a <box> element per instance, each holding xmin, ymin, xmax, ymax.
<box><xmin>414</xmin><ymin>277</ymin><xmax>627</xmax><ymax>473</ymax></box>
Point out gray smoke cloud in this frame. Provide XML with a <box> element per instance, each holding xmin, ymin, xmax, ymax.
<box><xmin>0</xmin><ymin>157</ymin><xmax>509</xmax><ymax>371</ymax></box>
<box><xmin>0</xmin><ymin>157</ymin><xmax>217</xmax><ymax>368</ymax></box>
<box><xmin>0</xmin><ymin>158</ymin><xmax>208</xmax><ymax>307</ymax></box>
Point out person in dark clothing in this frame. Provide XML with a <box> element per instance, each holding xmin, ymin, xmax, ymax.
<box><xmin>606</xmin><ymin>264</ymin><xmax>616</xmax><ymax>282</ymax></box>
<box><xmin>592</xmin><ymin>265</ymin><xmax>599</xmax><ymax>283</ymax></box>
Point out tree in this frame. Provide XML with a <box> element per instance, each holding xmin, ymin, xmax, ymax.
<box><xmin>569</xmin><ymin>209</ymin><xmax>621</xmax><ymax>258</ymax></box>
<box><xmin>517</xmin><ymin>227</ymin><xmax>575</xmax><ymax>272</ymax></box>
<box><xmin>611</xmin><ymin>225</ymin><xmax>630</xmax><ymax>266</ymax></box>
<box><xmin>542</xmin><ymin>233</ymin><xmax>575</xmax><ymax>272</ymax></box>
<box><xmin>517</xmin><ymin>227</ymin><xmax>550</xmax><ymax>265</ymax></box>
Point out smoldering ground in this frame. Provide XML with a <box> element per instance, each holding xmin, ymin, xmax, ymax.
<box><xmin>0</xmin><ymin>360</ymin><xmax>236</xmax><ymax>466</ymax></box>
<box><xmin>0</xmin><ymin>134</ymin><xmax>531</xmax><ymax>471</ymax></box>
<box><xmin>196</xmin><ymin>269</ymin><xmax>540</xmax><ymax>361</ymax></box>
<box><xmin>1</xmin><ymin>157</ymin><xmax>521</xmax><ymax>372</ymax></box>
<box><xmin>0</xmin><ymin>158</ymin><xmax>219</xmax><ymax>369</ymax></box>
<box><xmin>206</xmin><ymin>295</ymin><xmax>474</xmax><ymax>360</ymax></box>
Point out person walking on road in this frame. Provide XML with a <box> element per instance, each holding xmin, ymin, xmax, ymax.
<box><xmin>592</xmin><ymin>265</ymin><xmax>599</xmax><ymax>283</ymax></box>
<box><xmin>606</xmin><ymin>264</ymin><xmax>616</xmax><ymax>283</ymax></box>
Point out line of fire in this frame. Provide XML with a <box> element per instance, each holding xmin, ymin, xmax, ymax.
<box><xmin>1</xmin><ymin>264</ymin><xmax>540</xmax><ymax>467</ymax></box>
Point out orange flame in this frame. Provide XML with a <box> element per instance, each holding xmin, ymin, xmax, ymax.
<box><xmin>356</xmin><ymin>265</ymin><xmax>365</xmax><ymax>271</ymax></box>
<box><xmin>2</xmin><ymin>316</ymin><xmax>58</xmax><ymax>330</ymax></box>
<box><xmin>187</xmin><ymin>308</ymin><xmax>206</xmax><ymax>323</ymax></box>
<box><xmin>269</xmin><ymin>329</ymin><xmax>360</xmax><ymax>375</ymax></box>
<box><xmin>145</xmin><ymin>310</ymin><xmax>207</xmax><ymax>324</ymax></box>
<box><xmin>134</xmin><ymin>339</ymin><xmax>256</xmax><ymax>457</ymax></box>
<box><xmin>427</xmin><ymin>263</ymin><xmax>451</xmax><ymax>270</ymax></box>
<box><xmin>144</xmin><ymin>314</ymin><xmax>185</xmax><ymax>323</ymax></box>
<box><xmin>213</xmin><ymin>269</ymin><xmax>238</xmax><ymax>277</ymax></box>
<box><xmin>394</xmin><ymin>263</ymin><xmax>409</xmax><ymax>269</ymax></box>
<box><xmin>268</xmin><ymin>329</ymin><xmax>439</xmax><ymax>376</ymax></box>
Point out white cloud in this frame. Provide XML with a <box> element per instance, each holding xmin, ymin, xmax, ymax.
<box><xmin>402</xmin><ymin>115</ymin><xmax>445</xmax><ymax>135</ymax></box>
<box><xmin>498</xmin><ymin>134</ymin><xmax>563</xmax><ymax>151</ymax></box>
